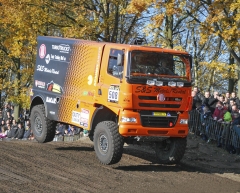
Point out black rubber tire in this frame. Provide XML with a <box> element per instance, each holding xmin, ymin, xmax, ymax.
<box><xmin>155</xmin><ymin>137</ymin><xmax>187</xmax><ymax>164</ymax></box>
<box><xmin>30</xmin><ymin>104</ymin><xmax>56</xmax><ymax>143</ymax></box>
<box><xmin>94</xmin><ymin>121</ymin><xmax>124</xmax><ymax>165</ymax></box>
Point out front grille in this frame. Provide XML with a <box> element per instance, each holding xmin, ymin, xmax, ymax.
<box><xmin>139</xmin><ymin>96</ymin><xmax>182</xmax><ymax>101</ymax></box>
<box><xmin>140</xmin><ymin>111</ymin><xmax>178</xmax><ymax>128</ymax></box>
<box><xmin>139</xmin><ymin>103</ymin><xmax>180</xmax><ymax>108</ymax></box>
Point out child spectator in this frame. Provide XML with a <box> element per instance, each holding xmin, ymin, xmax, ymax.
<box><xmin>200</xmin><ymin>106</ymin><xmax>212</xmax><ymax>141</ymax></box>
<box><xmin>0</xmin><ymin>126</ymin><xmax>7</xmax><ymax>139</ymax></box>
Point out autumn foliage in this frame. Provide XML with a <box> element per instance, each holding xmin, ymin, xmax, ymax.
<box><xmin>0</xmin><ymin>0</ymin><xmax>239</xmax><ymax>109</ymax></box>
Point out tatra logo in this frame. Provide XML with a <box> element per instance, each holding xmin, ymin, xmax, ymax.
<box><xmin>46</xmin><ymin>97</ymin><xmax>56</xmax><ymax>104</ymax></box>
<box><xmin>157</xmin><ymin>94</ymin><xmax>165</xmax><ymax>101</ymax></box>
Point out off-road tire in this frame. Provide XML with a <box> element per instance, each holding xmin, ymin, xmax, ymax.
<box><xmin>155</xmin><ymin>137</ymin><xmax>187</xmax><ymax>164</ymax></box>
<box><xmin>94</xmin><ymin>121</ymin><xmax>124</xmax><ymax>165</ymax></box>
<box><xmin>30</xmin><ymin>104</ymin><xmax>56</xmax><ymax>143</ymax></box>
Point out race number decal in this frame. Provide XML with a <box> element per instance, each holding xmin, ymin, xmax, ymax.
<box><xmin>72</xmin><ymin>111</ymin><xmax>81</xmax><ymax>124</ymax></box>
<box><xmin>108</xmin><ymin>85</ymin><xmax>119</xmax><ymax>103</ymax></box>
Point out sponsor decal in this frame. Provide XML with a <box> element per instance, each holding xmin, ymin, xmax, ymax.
<box><xmin>36</xmin><ymin>65</ymin><xmax>60</xmax><ymax>74</ymax></box>
<box><xmin>35</xmin><ymin>80</ymin><xmax>45</xmax><ymax>89</ymax></box>
<box><xmin>72</xmin><ymin>111</ymin><xmax>81</xmax><ymax>124</ymax></box>
<box><xmin>49</xmin><ymin>111</ymin><xmax>55</xmax><ymax>115</ymax></box>
<box><xmin>80</xmin><ymin>108</ymin><xmax>90</xmax><ymax>127</ymax></box>
<box><xmin>50</xmin><ymin>54</ymin><xmax>67</xmax><ymax>63</ymax></box>
<box><xmin>39</xmin><ymin>44</ymin><xmax>46</xmax><ymax>59</ymax></box>
<box><xmin>157</xmin><ymin>93</ymin><xmax>165</xmax><ymax>101</ymax></box>
<box><xmin>108</xmin><ymin>85</ymin><xmax>119</xmax><ymax>103</ymax></box>
<box><xmin>135</xmin><ymin>86</ymin><xmax>186</xmax><ymax>94</ymax></box>
<box><xmin>47</xmin><ymin>81</ymin><xmax>63</xmax><ymax>94</ymax></box>
<box><xmin>46</xmin><ymin>97</ymin><xmax>57</xmax><ymax>104</ymax></box>
<box><xmin>82</xmin><ymin>91</ymin><xmax>94</xmax><ymax>97</ymax></box>
<box><xmin>45</xmin><ymin>54</ymin><xmax>50</xmax><ymax>64</ymax></box>
<box><xmin>52</xmin><ymin>44</ymin><xmax>71</xmax><ymax>54</ymax></box>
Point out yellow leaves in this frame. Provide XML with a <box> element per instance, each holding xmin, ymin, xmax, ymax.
<box><xmin>127</xmin><ymin>0</ymin><xmax>152</xmax><ymax>15</ymax></box>
<box><xmin>200</xmin><ymin>61</ymin><xmax>237</xmax><ymax>79</ymax></box>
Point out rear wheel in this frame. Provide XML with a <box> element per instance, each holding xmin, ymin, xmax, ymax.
<box><xmin>30</xmin><ymin>104</ymin><xmax>56</xmax><ymax>143</ymax></box>
<box><xmin>94</xmin><ymin>121</ymin><xmax>124</xmax><ymax>165</ymax></box>
<box><xmin>155</xmin><ymin>137</ymin><xmax>187</xmax><ymax>164</ymax></box>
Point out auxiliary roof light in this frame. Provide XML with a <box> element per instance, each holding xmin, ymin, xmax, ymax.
<box><xmin>155</xmin><ymin>81</ymin><xmax>163</xmax><ymax>86</ymax></box>
<box><xmin>177</xmin><ymin>82</ymin><xmax>184</xmax><ymax>87</ymax></box>
<box><xmin>146</xmin><ymin>80</ymin><xmax>155</xmax><ymax>86</ymax></box>
<box><xmin>168</xmin><ymin>81</ymin><xmax>176</xmax><ymax>87</ymax></box>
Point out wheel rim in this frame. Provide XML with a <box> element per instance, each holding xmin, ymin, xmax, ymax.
<box><xmin>99</xmin><ymin>134</ymin><xmax>108</xmax><ymax>153</ymax></box>
<box><xmin>34</xmin><ymin>113</ymin><xmax>43</xmax><ymax>135</ymax></box>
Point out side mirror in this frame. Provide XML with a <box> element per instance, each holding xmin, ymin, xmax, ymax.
<box><xmin>117</xmin><ymin>53</ymin><xmax>123</xmax><ymax>66</ymax></box>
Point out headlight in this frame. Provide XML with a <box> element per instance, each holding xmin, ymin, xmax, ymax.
<box><xmin>121</xmin><ymin>117</ymin><xmax>137</xmax><ymax>123</ymax></box>
<box><xmin>177</xmin><ymin>82</ymin><xmax>184</xmax><ymax>87</ymax></box>
<box><xmin>146</xmin><ymin>80</ymin><xmax>155</xmax><ymax>85</ymax></box>
<box><xmin>155</xmin><ymin>81</ymin><xmax>163</xmax><ymax>86</ymax></box>
<box><xmin>180</xmin><ymin>119</ymin><xmax>188</xmax><ymax>124</ymax></box>
<box><xmin>168</xmin><ymin>81</ymin><xmax>176</xmax><ymax>87</ymax></box>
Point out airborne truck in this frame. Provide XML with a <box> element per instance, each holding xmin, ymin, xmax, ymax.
<box><xmin>30</xmin><ymin>36</ymin><xmax>192</xmax><ymax>165</ymax></box>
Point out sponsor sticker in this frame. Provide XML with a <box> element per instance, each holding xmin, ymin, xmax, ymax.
<box><xmin>39</xmin><ymin>44</ymin><xmax>46</xmax><ymax>59</ymax></box>
<box><xmin>52</xmin><ymin>44</ymin><xmax>71</xmax><ymax>54</ymax></box>
<box><xmin>72</xmin><ymin>111</ymin><xmax>81</xmax><ymax>124</ymax></box>
<box><xmin>46</xmin><ymin>97</ymin><xmax>57</xmax><ymax>104</ymax></box>
<box><xmin>46</xmin><ymin>81</ymin><xmax>63</xmax><ymax>94</ymax></box>
<box><xmin>35</xmin><ymin>80</ymin><xmax>45</xmax><ymax>89</ymax></box>
<box><xmin>80</xmin><ymin>108</ymin><xmax>90</xmax><ymax>127</ymax></box>
<box><xmin>45</xmin><ymin>54</ymin><xmax>50</xmax><ymax>64</ymax></box>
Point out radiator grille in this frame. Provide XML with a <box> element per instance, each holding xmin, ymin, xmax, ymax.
<box><xmin>140</xmin><ymin>111</ymin><xmax>178</xmax><ymax>128</ymax></box>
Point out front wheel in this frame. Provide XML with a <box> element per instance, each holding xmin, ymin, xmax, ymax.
<box><xmin>30</xmin><ymin>104</ymin><xmax>56</xmax><ymax>143</ymax></box>
<box><xmin>94</xmin><ymin>121</ymin><xmax>124</xmax><ymax>165</ymax></box>
<box><xmin>155</xmin><ymin>137</ymin><xmax>187</xmax><ymax>164</ymax></box>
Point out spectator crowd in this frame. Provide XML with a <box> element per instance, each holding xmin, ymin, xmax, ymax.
<box><xmin>0</xmin><ymin>103</ymin><xmax>88</xmax><ymax>141</ymax></box>
<box><xmin>191</xmin><ymin>87</ymin><xmax>240</xmax><ymax>156</ymax></box>
<box><xmin>0</xmin><ymin>103</ymin><xmax>32</xmax><ymax>140</ymax></box>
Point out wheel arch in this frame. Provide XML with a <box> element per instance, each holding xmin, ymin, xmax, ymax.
<box><xmin>89</xmin><ymin>105</ymin><xmax>117</xmax><ymax>140</ymax></box>
<box><xmin>30</xmin><ymin>95</ymin><xmax>47</xmax><ymax>116</ymax></box>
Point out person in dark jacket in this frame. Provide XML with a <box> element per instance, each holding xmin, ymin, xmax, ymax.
<box><xmin>192</xmin><ymin>91</ymin><xmax>202</xmax><ymax>109</ymax></box>
<box><xmin>231</xmin><ymin>112</ymin><xmax>240</xmax><ymax>155</ymax></box>
<box><xmin>15</xmin><ymin>122</ymin><xmax>25</xmax><ymax>139</ymax></box>
<box><xmin>202</xmin><ymin>91</ymin><xmax>211</xmax><ymax>109</ymax></box>
<box><xmin>230</xmin><ymin>92</ymin><xmax>240</xmax><ymax>108</ymax></box>
<box><xmin>193</xmin><ymin>87</ymin><xmax>204</xmax><ymax>103</ymax></box>
<box><xmin>55</xmin><ymin>123</ymin><xmax>67</xmax><ymax>136</ymax></box>
<box><xmin>208</xmin><ymin>91</ymin><xmax>219</xmax><ymax>113</ymax></box>
<box><xmin>7</xmin><ymin>119</ymin><xmax>18</xmax><ymax>139</ymax></box>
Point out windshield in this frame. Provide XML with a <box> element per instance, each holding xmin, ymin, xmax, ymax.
<box><xmin>128</xmin><ymin>51</ymin><xmax>189</xmax><ymax>80</ymax></box>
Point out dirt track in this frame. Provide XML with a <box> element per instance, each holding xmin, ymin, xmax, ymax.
<box><xmin>1</xmin><ymin>135</ymin><xmax>240</xmax><ymax>193</ymax></box>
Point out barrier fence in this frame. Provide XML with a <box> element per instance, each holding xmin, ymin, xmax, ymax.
<box><xmin>189</xmin><ymin>109</ymin><xmax>240</xmax><ymax>150</ymax></box>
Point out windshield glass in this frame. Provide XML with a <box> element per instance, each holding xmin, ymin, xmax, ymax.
<box><xmin>129</xmin><ymin>51</ymin><xmax>189</xmax><ymax>80</ymax></box>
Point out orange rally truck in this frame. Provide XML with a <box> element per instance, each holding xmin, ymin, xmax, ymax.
<box><xmin>30</xmin><ymin>36</ymin><xmax>192</xmax><ymax>165</ymax></box>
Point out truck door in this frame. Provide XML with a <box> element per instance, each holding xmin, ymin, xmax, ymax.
<box><xmin>99</xmin><ymin>47</ymin><xmax>124</xmax><ymax>109</ymax></box>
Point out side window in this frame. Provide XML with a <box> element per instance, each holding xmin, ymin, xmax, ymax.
<box><xmin>107</xmin><ymin>49</ymin><xmax>123</xmax><ymax>78</ymax></box>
